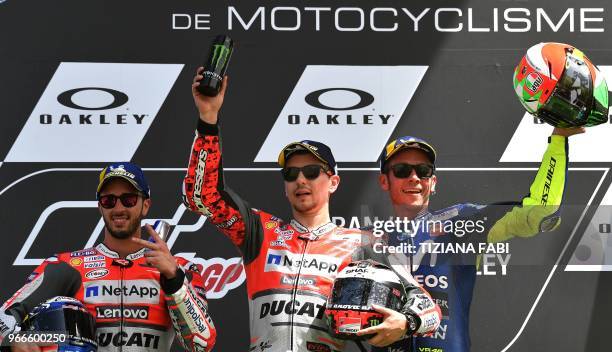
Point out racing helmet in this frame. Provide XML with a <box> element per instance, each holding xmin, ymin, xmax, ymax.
<box><xmin>19</xmin><ymin>297</ymin><xmax>97</xmax><ymax>352</ymax></box>
<box><xmin>325</xmin><ymin>260</ymin><xmax>407</xmax><ymax>340</ymax></box>
<box><xmin>513</xmin><ymin>42</ymin><xmax>609</xmax><ymax>127</ymax></box>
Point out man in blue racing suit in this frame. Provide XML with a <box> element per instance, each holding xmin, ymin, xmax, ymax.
<box><xmin>368</xmin><ymin>127</ymin><xmax>583</xmax><ymax>352</ymax></box>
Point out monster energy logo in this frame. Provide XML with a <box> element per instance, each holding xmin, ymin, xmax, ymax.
<box><xmin>211</xmin><ymin>44</ymin><xmax>231</xmax><ymax>71</ymax></box>
<box><xmin>369</xmin><ymin>318</ymin><xmax>381</xmax><ymax>326</ymax></box>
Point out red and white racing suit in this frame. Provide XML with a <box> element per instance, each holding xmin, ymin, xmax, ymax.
<box><xmin>0</xmin><ymin>243</ymin><xmax>216</xmax><ymax>352</ymax></box>
<box><xmin>181</xmin><ymin>121</ymin><xmax>441</xmax><ymax>352</ymax></box>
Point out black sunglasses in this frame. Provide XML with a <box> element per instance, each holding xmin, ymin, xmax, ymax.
<box><xmin>281</xmin><ymin>165</ymin><xmax>330</xmax><ymax>182</ymax></box>
<box><xmin>98</xmin><ymin>193</ymin><xmax>141</xmax><ymax>209</ymax></box>
<box><xmin>386</xmin><ymin>163</ymin><xmax>435</xmax><ymax>179</ymax></box>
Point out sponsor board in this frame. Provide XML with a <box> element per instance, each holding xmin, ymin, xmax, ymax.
<box><xmin>4</xmin><ymin>62</ymin><xmax>183</xmax><ymax>162</ymax></box>
<box><xmin>254</xmin><ymin>65</ymin><xmax>427</xmax><ymax>162</ymax></box>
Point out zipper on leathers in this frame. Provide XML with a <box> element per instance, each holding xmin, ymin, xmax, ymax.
<box><xmin>120</xmin><ymin>266</ymin><xmax>124</xmax><ymax>352</ymax></box>
<box><xmin>288</xmin><ymin>238</ymin><xmax>309</xmax><ymax>351</ymax></box>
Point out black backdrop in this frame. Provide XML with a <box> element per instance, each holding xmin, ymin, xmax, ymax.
<box><xmin>1</xmin><ymin>1</ymin><xmax>612</xmax><ymax>351</ymax></box>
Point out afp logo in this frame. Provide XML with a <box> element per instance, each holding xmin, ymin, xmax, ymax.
<box><xmin>254</xmin><ymin>65</ymin><xmax>428</xmax><ymax>163</ymax></box>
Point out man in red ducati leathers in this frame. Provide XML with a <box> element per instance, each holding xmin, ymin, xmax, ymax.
<box><xmin>181</xmin><ymin>69</ymin><xmax>441</xmax><ymax>352</ymax></box>
<box><xmin>0</xmin><ymin>162</ymin><xmax>216</xmax><ymax>352</ymax></box>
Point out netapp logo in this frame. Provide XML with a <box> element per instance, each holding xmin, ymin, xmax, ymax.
<box><xmin>255</xmin><ymin>66</ymin><xmax>427</xmax><ymax>163</ymax></box>
<box><xmin>227</xmin><ymin>6</ymin><xmax>604</xmax><ymax>33</ymax></box>
<box><xmin>264</xmin><ymin>249</ymin><xmax>340</xmax><ymax>275</ymax></box>
<box><xmin>83</xmin><ymin>280</ymin><xmax>160</xmax><ymax>304</ymax></box>
<box><xmin>5</xmin><ymin>62</ymin><xmax>183</xmax><ymax>162</ymax></box>
<box><xmin>96</xmin><ymin>306</ymin><xmax>149</xmax><ymax>320</ymax></box>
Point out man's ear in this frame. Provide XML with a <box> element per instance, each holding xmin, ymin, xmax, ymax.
<box><xmin>378</xmin><ymin>174</ymin><xmax>389</xmax><ymax>191</ymax></box>
<box><xmin>329</xmin><ymin>175</ymin><xmax>340</xmax><ymax>194</ymax></box>
<box><xmin>142</xmin><ymin>198</ymin><xmax>151</xmax><ymax>217</ymax></box>
<box><xmin>430</xmin><ymin>175</ymin><xmax>437</xmax><ymax>194</ymax></box>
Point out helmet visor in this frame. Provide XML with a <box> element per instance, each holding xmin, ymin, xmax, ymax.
<box><xmin>539</xmin><ymin>54</ymin><xmax>593</xmax><ymax>126</ymax></box>
<box><xmin>331</xmin><ymin>278</ymin><xmax>368</xmax><ymax>306</ymax></box>
<box><xmin>26</xmin><ymin>308</ymin><xmax>97</xmax><ymax>345</ymax></box>
<box><xmin>331</xmin><ymin>278</ymin><xmax>405</xmax><ymax>310</ymax></box>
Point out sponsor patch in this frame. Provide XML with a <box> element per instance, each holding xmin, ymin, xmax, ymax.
<box><xmin>70</xmin><ymin>258</ymin><xmax>83</xmax><ymax>266</ymax></box>
<box><xmin>84</xmin><ymin>255</ymin><xmax>106</xmax><ymax>262</ymax></box>
<box><xmin>525</xmin><ymin>72</ymin><xmax>544</xmax><ymax>92</ymax></box>
<box><xmin>96</xmin><ymin>305</ymin><xmax>149</xmax><ymax>320</ymax></box>
<box><xmin>338</xmin><ymin>317</ymin><xmax>361</xmax><ymax>333</ymax></box>
<box><xmin>265</xmin><ymin>221</ymin><xmax>279</xmax><ymax>229</ymax></box>
<box><xmin>85</xmin><ymin>269</ymin><xmax>109</xmax><ymax>280</ymax></box>
<box><xmin>70</xmin><ymin>250</ymin><xmax>96</xmax><ymax>257</ymax></box>
<box><xmin>84</xmin><ymin>261</ymin><xmax>106</xmax><ymax>269</ymax></box>
<box><xmin>264</xmin><ymin>249</ymin><xmax>341</xmax><ymax>275</ymax></box>
<box><xmin>307</xmin><ymin>342</ymin><xmax>331</xmax><ymax>352</ymax></box>
<box><xmin>280</xmin><ymin>275</ymin><xmax>317</xmax><ymax>287</ymax></box>
<box><xmin>83</xmin><ymin>280</ymin><xmax>160</xmax><ymax>304</ymax></box>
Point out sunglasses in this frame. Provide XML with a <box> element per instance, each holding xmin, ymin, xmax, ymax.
<box><xmin>98</xmin><ymin>193</ymin><xmax>141</xmax><ymax>209</ymax></box>
<box><xmin>281</xmin><ymin>165</ymin><xmax>331</xmax><ymax>182</ymax></box>
<box><xmin>386</xmin><ymin>163</ymin><xmax>435</xmax><ymax>179</ymax></box>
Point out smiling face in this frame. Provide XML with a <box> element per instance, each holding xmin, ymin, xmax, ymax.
<box><xmin>98</xmin><ymin>178</ymin><xmax>150</xmax><ymax>239</ymax></box>
<box><xmin>283</xmin><ymin>153</ymin><xmax>339</xmax><ymax>216</ymax></box>
<box><xmin>378</xmin><ymin>149</ymin><xmax>437</xmax><ymax>217</ymax></box>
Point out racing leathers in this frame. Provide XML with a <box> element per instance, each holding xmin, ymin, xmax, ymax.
<box><xmin>181</xmin><ymin>121</ymin><xmax>442</xmax><ymax>352</ymax></box>
<box><xmin>0</xmin><ymin>243</ymin><xmax>216</xmax><ymax>352</ymax></box>
<box><xmin>372</xmin><ymin>135</ymin><xmax>568</xmax><ymax>352</ymax></box>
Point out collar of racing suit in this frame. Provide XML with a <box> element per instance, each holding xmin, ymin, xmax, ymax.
<box><xmin>95</xmin><ymin>243</ymin><xmax>147</xmax><ymax>260</ymax></box>
<box><xmin>289</xmin><ymin>219</ymin><xmax>337</xmax><ymax>241</ymax></box>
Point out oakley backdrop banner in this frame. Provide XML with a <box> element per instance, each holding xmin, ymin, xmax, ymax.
<box><xmin>1</xmin><ymin>1</ymin><xmax>612</xmax><ymax>351</ymax></box>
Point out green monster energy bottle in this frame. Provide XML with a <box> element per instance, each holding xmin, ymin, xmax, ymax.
<box><xmin>198</xmin><ymin>35</ymin><xmax>233</xmax><ymax>97</ymax></box>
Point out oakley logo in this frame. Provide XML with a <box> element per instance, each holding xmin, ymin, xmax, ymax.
<box><xmin>57</xmin><ymin>87</ymin><xmax>128</xmax><ymax>110</ymax></box>
<box><xmin>304</xmin><ymin>88</ymin><xmax>374</xmax><ymax>111</ymax></box>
